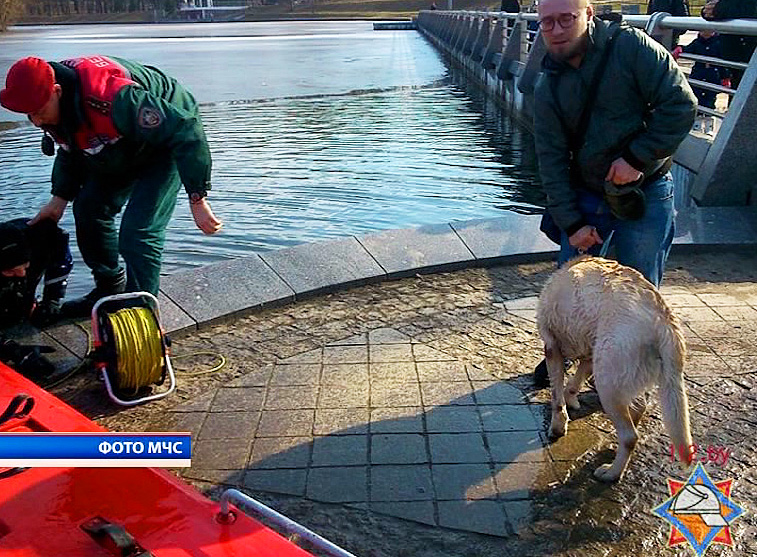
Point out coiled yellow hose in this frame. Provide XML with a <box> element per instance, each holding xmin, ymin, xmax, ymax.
<box><xmin>106</xmin><ymin>307</ymin><xmax>164</xmax><ymax>393</ymax></box>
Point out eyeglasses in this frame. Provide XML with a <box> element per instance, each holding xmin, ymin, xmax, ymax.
<box><xmin>538</xmin><ymin>12</ymin><xmax>580</xmax><ymax>32</ymax></box>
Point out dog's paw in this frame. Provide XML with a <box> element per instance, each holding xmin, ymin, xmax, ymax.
<box><xmin>548</xmin><ymin>416</ymin><xmax>568</xmax><ymax>439</ymax></box>
<box><xmin>593</xmin><ymin>463</ymin><xmax>622</xmax><ymax>483</ymax></box>
<box><xmin>565</xmin><ymin>390</ymin><xmax>581</xmax><ymax>411</ymax></box>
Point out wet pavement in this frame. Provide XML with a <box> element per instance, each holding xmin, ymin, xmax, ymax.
<box><xmin>43</xmin><ymin>247</ymin><xmax>757</xmax><ymax>557</ymax></box>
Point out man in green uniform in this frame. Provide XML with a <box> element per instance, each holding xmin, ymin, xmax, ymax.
<box><xmin>0</xmin><ymin>56</ymin><xmax>223</xmax><ymax>316</ymax></box>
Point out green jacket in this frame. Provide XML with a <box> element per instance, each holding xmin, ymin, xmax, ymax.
<box><xmin>49</xmin><ymin>56</ymin><xmax>211</xmax><ymax>201</ymax></box>
<box><xmin>533</xmin><ymin>19</ymin><xmax>697</xmax><ymax>235</ymax></box>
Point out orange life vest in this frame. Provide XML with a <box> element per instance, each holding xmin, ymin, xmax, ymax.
<box><xmin>57</xmin><ymin>56</ymin><xmax>137</xmax><ymax>155</ymax></box>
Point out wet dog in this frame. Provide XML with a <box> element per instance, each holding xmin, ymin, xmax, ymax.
<box><xmin>536</xmin><ymin>256</ymin><xmax>693</xmax><ymax>482</ymax></box>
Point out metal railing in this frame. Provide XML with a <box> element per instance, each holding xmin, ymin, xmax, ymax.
<box><xmin>418</xmin><ymin>10</ymin><xmax>757</xmax><ymax>135</ymax></box>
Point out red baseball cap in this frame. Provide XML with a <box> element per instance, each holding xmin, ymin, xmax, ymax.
<box><xmin>0</xmin><ymin>57</ymin><xmax>55</xmax><ymax>114</ymax></box>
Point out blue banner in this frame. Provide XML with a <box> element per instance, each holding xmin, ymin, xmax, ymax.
<box><xmin>0</xmin><ymin>433</ymin><xmax>191</xmax><ymax>467</ymax></box>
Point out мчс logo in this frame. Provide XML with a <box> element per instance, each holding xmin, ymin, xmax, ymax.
<box><xmin>652</xmin><ymin>463</ymin><xmax>744</xmax><ymax>556</ymax></box>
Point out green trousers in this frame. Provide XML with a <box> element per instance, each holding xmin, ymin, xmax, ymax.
<box><xmin>73</xmin><ymin>156</ymin><xmax>181</xmax><ymax>296</ymax></box>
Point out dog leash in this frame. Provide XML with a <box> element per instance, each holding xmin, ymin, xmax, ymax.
<box><xmin>598</xmin><ymin>229</ymin><xmax>615</xmax><ymax>258</ymax></box>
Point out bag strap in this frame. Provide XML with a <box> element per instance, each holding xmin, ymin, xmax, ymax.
<box><xmin>550</xmin><ymin>23</ymin><xmax>624</xmax><ymax>157</ymax></box>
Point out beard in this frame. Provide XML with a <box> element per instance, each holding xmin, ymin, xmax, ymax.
<box><xmin>548</xmin><ymin>34</ymin><xmax>590</xmax><ymax>64</ymax></box>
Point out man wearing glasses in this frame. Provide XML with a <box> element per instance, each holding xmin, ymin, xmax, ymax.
<box><xmin>531</xmin><ymin>0</ymin><xmax>696</xmax><ymax>387</ymax></box>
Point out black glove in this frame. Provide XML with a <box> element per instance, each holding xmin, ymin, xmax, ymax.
<box><xmin>0</xmin><ymin>339</ymin><xmax>56</xmax><ymax>379</ymax></box>
<box><xmin>29</xmin><ymin>299</ymin><xmax>63</xmax><ymax>329</ymax></box>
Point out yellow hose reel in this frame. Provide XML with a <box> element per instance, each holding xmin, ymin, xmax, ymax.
<box><xmin>91</xmin><ymin>292</ymin><xmax>176</xmax><ymax>406</ymax></box>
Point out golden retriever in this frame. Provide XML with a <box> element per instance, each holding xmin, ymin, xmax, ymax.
<box><xmin>536</xmin><ymin>256</ymin><xmax>693</xmax><ymax>482</ymax></box>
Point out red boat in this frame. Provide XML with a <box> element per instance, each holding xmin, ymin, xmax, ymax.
<box><xmin>0</xmin><ymin>362</ymin><xmax>350</xmax><ymax>557</ymax></box>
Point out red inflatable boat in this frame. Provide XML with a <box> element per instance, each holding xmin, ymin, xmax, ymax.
<box><xmin>0</xmin><ymin>362</ymin><xmax>349</xmax><ymax>557</ymax></box>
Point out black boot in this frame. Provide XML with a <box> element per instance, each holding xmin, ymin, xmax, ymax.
<box><xmin>534</xmin><ymin>359</ymin><xmax>550</xmax><ymax>388</ymax></box>
<box><xmin>61</xmin><ymin>270</ymin><xmax>126</xmax><ymax>319</ymax></box>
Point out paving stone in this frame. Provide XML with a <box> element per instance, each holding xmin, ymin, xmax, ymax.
<box><xmin>504</xmin><ymin>499</ymin><xmax>535</xmax><ymax>534</ymax></box>
<box><xmin>368</xmin><ymin>328</ymin><xmax>412</xmax><ymax>344</ymax></box>
<box><xmin>675</xmin><ymin>306</ymin><xmax>725</xmax><ymax>322</ymax></box>
<box><xmin>258</xmin><ymin>236</ymin><xmax>385</xmax><ymax>295</ymax></box>
<box><xmin>227</xmin><ymin>365</ymin><xmax>274</xmax><ymax>387</ymax></box>
<box><xmin>713</xmin><ymin>305</ymin><xmax>757</xmax><ymax>321</ymax></box>
<box><xmin>546</xmin><ymin>420</ymin><xmax>606</xmax><ymax>461</ymax></box>
<box><xmin>192</xmin><ymin>439</ymin><xmax>251</xmax><ymax>470</ymax></box>
<box><xmin>257</xmin><ymin>409</ymin><xmax>315</xmax><ymax>437</ymax></box>
<box><xmin>449</xmin><ymin>215</ymin><xmax>554</xmax><ymax>264</ymax></box>
<box><xmin>199</xmin><ymin>411</ymin><xmax>260</xmax><ymax>440</ymax></box>
<box><xmin>181</xmin><ymin>468</ymin><xmax>244</xmax><ymax>486</ymax></box>
<box><xmin>437</xmin><ymin>500</ymin><xmax>508</xmax><ymax>537</ymax></box>
<box><xmin>369</xmin><ymin>362</ymin><xmax>418</xmax><ymax>382</ymax></box>
<box><xmin>173</xmin><ymin>393</ymin><xmax>214</xmax><ymax>413</ymax></box>
<box><xmin>160</xmin><ymin>255</ymin><xmax>294</xmax><ymax>325</ymax></box>
<box><xmin>270</xmin><ymin>363</ymin><xmax>321</xmax><ymax>385</ymax></box>
<box><xmin>426</xmin><ymin>406</ymin><xmax>482</xmax><ymax>433</ymax></box>
<box><xmin>493</xmin><ymin>462</ymin><xmax>558</xmax><ymax>500</ymax></box>
<box><xmin>504</xmin><ymin>296</ymin><xmax>539</xmax><ymax>311</ymax></box>
<box><xmin>357</xmin><ymin>223</ymin><xmax>475</xmax><ymax>276</ymax></box>
<box><xmin>371</xmin><ymin>381</ymin><xmax>422</xmax><ymax>407</ymax></box>
<box><xmin>318</xmin><ymin>381</ymin><xmax>369</xmax><ymax>408</ymax></box>
<box><xmin>314</xmin><ymin>408</ymin><xmax>370</xmax><ymax>435</ymax></box>
<box><xmin>370</xmin><ymin>501</ymin><xmax>436</xmax><ymax>526</ymax></box>
<box><xmin>312</xmin><ymin>435</ymin><xmax>368</xmax><ymax>466</ymax></box>
<box><xmin>153</xmin><ymin>412</ymin><xmax>206</xmax><ymax>434</ymax></box>
<box><xmin>416</xmin><ymin>361</ymin><xmax>469</xmax><ymax>382</ymax></box>
<box><xmin>662</xmin><ymin>293</ymin><xmax>708</xmax><ymax>308</ymax></box>
<box><xmin>157</xmin><ymin>291</ymin><xmax>197</xmax><ymax>334</ymax></box>
<box><xmin>370</xmin><ymin>465</ymin><xmax>435</xmax><ymax>502</ymax></box>
<box><xmin>307</xmin><ymin>466</ymin><xmax>368</xmax><ymax>503</ymax></box>
<box><xmin>698</xmin><ymin>293</ymin><xmax>750</xmax><ymax>306</ymax></box>
<box><xmin>249</xmin><ymin>436</ymin><xmax>312</xmax><ymax>469</ymax></box>
<box><xmin>420</xmin><ymin>381</ymin><xmax>476</xmax><ymax>406</ymax></box>
<box><xmin>412</xmin><ymin>344</ymin><xmax>457</xmax><ymax>362</ymax></box>
<box><xmin>328</xmin><ymin>333</ymin><xmax>368</xmax><ymax>346</ymax></box>
<box><xmin>429</xmin><ymin>433</ymin><xmax>489</xmax><ymax>464</ymax></box>
<box><xmin>279</xmin><ymin>348</ymin><xmax>322</xmax><ymax>364</ymax></box>
<box><xmin>479</xmin><ymin>405</ymin><xmax>541</xmax><ymax>432</ymax></box>
<box><xmin>265</xmin><ymin>385</ymin><xmax>319</xmax><ymax>410</ymax></box>
<box><xmin>370</xmin><ymin>407</ymin><xmax>424</xmax><ymax>433</ymax></box>
<box><xmin>321</xmin><ymin>363</ymin><xmax>369</xmax><ymax>384</ymax></box>
<box><xmin>369</xmin><ymin>343</ymin><xmax>415</xmax><ymax>363</ymax></box>
<box><xmin>371</xmin><ymin>434</ymin><xmax>428</xmax><ymax>464</ymax></box>
<box><xmin>472</xmin><ymin>381</ymin><xmax>525</xmax><ymax>404</ymax></box>
<box><xmin>432</xmin><ymin>463</ymin><xmax>498</xmax><ymax>500</ymax></box>
<box><xmin>323</xmin><ymin>345</ymin><xmax>368</xmax><ymax>364</ymax></box>
<box><xmin>211</xmin><ymin>387</ymin><xmax>266</xmax><ymax>412</ymax></box>
<box><xmin>487</xmin><ymin>431</ymin><xmax>549</xmax><ymax>462</ymax></box>
<box><xmin>243</xmin><ymin>468</ymin><xmax>307</xmax><ymax>496</ymax></box>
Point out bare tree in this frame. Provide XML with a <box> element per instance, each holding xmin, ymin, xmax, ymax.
<box><xmin>0</xmin><ymin>0</ymin><xmax>23</xmax><ymax>30</ymax></box>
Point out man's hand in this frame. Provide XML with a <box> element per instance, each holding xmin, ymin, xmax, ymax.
<box><xmin>190</xmin><ymin>198</ymin><xmax>223</xmax><ymax>235</ymax></box>
<box><xmin>28</xmin><ymin>196</ymin><xmax>68</xmax><ymax>225</ymax></box>
<box><xmin>672</xmin><ymin>46</ymin><xmax>683</xmax><ymax>60</ymax></box>
<box><xmin>605</xmin><ymin>157</ymin><xmax>643</xmax><ymax>185</ymax></box>
<box><xmin>569</xmin><ymin>225</ymin><xmax>603</xmax><ymax>252</ymax></box>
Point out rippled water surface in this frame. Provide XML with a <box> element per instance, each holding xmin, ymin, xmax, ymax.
<box><xmin>0</xmin><ymin>22</ymin><xmax>540</xmax><ymax>295</ymax></box>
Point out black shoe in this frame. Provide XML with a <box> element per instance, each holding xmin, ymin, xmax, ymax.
<box><xmin>61</xmin><ymin>271</ymin><xmax>126</xmax><ymax>319</ymax></box>
<box><xmin>533</xmin><ymin>358</ymin><xmax>572</xmax><ymax>389</ymax></box>
<box><xmin>29</xmin><ymin>299</ymin><xmax>63</xmax><ymax>329</ymax></box>
<box><xmin>534</xmin><ymin>358</ymin><xmax>550</xmax><ymax>388</ymax></box>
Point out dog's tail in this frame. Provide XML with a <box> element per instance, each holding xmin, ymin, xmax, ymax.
<box><xmin>657</xmin><ymin>309</ymin><xmax>694</xmax><ymax>466</ymax></box>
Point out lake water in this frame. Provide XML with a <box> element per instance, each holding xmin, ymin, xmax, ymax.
<box><xmin>0</xmin><ymin>21</ymin><xmax>541</xmax><ymax>295</ymax></box>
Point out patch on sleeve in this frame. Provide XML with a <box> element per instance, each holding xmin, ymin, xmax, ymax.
<box><xmin>138</xmin><ymin>106</ymin><xmax>164</xmax><ymax>129</ymax></box>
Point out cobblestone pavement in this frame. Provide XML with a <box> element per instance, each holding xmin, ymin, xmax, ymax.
<box><xmin>55</xmin><ymin>249</ymin><xmax>757</xmax><ymax>557</ymax></box>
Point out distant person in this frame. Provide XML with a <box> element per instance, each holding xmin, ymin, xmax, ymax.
<box><xmin>0</xmin><ymin>56</ymin><xmax>223</xmax><ymax>318</ymax></box>
<box><xmin>702</xmin><ymin>0</ymin><xmax>757</xmax><ymax>89</ymax></box>
<box><xmin>430</xmin><ymin>1</ymin><xmax>438</xmax><ymax>9</ymax></box>
<box><xmin>501</xmin><ymin>0</ymin><xmax>521</xmax><ymax>12</ymax></box>
<box><xmin>673</xmin><ymin>30</ymin><xmax>730</xmax><ymax>109</ymax></box>
<box><xmin>647</xmin><ymin>0</ymin><xmax>690</xmax><ymax>47</ymax></box>
<box><xmin>0</xmin><ymin>218</ymin><xmax>72</xmax><ymax>330</ymax></box>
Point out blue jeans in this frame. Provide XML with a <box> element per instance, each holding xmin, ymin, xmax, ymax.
<box><xmin>558</xmin><ymin>173</ymin><xmax>675</xmax><ymax>288</ymax></box>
